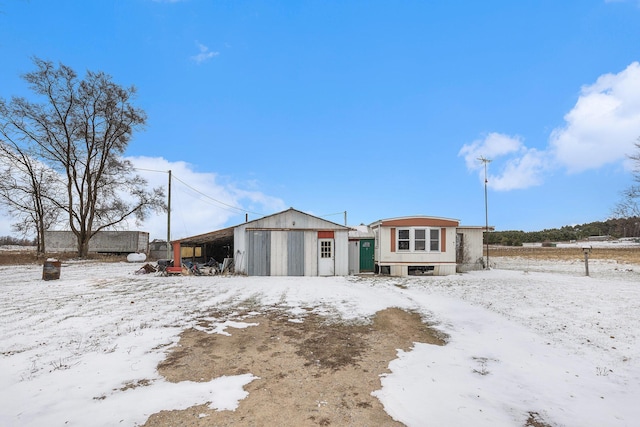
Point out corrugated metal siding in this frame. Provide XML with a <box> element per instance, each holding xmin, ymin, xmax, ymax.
<box><xmin>348</xmin><ymin>241</ymin><xmax>360</xmax><ymax>275</ymax></box>
<box><xmin>248</xmin><ymin>230</ymin><xmax>270</xmax><ymax>276</ymax></box>
<box><xmin>333</xmin><ymin>231</ymin><xmax>349</xmax><ymax>275</ymax></box>
<box><xmin>304</xmin><ymin>230</ymin><xmax>317</xmax><ymax>276</ymax></box>
<box><xmin>249</xmin><ymin>209</ymin><xmax>345</xmax><ymax>231</ymax></box>
<box><xmin>235</xmin><ymin>209</ymin><xmax>350</xmax><ymax>276</ymax></box>
<box><xmin>287</xmin><ymin>231</ymin><xmax>304</xmax><ymax>276</ymax></box>
<box><xmin>271</xmin><ymin>231</ymin><xmax>287</xmax><ymax>275</ymax></box>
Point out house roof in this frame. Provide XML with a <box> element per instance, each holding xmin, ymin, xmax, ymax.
<box><xmin>173</xmin><ymin>207</ymin><xmax>349</xmax><ymax>245</ymax></box>
<box><xmin>241</xmin><ymin>207</ymin><xmax>350</xmax><ymax>230</ymax></box>
<box><xmin>369</xmin><ymin>215</ymin><xmax>460</xmax><ymax>228</ymax></box>
<box><xmin>173</xmin><ymin>225</ymin><xmax>234</xmax><ymax>245</ymax></box>
<box><xmin>348</xmin><ymin>225</ymin><xmax>375</xmax><ymax>239</ymax></box>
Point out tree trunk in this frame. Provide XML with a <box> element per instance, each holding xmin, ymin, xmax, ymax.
<box><xmin>76</xmin><ymin>231</ymin><xmax>91</xmax><ymax>258</ymax></box>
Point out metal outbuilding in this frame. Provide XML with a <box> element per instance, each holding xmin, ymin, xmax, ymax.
<box><xmin>170</xmin><ymin>208</ymin><xmax>350</xmax><ymax>276</ymax></box>
<box><xmin>233</xmin><ymin>208</ymin><xmax>350</xmax><ymax>276</ymax></box>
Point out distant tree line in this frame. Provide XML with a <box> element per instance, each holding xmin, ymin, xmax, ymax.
<box><xmin>0</xmin><ymin>235</ymin><xmax>37</xmax><ymax>246</ymax></box>
<box><xmin>488</xmin><ymin>217</ymin><xmax>640</xmax><ymax>246</ymax></box>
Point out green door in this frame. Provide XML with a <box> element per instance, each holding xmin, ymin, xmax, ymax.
<box><xmin>359</xmin><ymin>239</ymin><xmax>375</xmax><ymax>272</ymax></box>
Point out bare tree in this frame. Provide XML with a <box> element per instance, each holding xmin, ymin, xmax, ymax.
<box><xmin>0</xmin><ymin>58</ymin><xmax>165</xmax><ymax>257</ymax></box>
<box><xmin>0</xmin><ymin>140</ymin><xmax>62</xmax><ymax>254</ymax></box>
<box><xmin>614</xmin><ymin>139</ymin><xmax>640</xmax><ymax>219</ymax></box>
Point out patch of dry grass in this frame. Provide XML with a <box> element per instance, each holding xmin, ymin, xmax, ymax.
<box><xmin>488</xmin><ymin>246</ymin><xmax>640</xmax><ymax>264</ymax></box>
<box><xmin>0</xmin><ymin>249</ymin><xmax>127</xmax><ymax>266</ymax></box>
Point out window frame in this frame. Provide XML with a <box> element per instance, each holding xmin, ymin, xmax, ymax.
<box><xmin>397</xmin><ymin>229</ymin><xmax>410</xmax><ymax>251</ymax></box>
<box><xmin>396</xmin><ymin>227</ymin><xmax>441</xmax><ymax>252</ymax></box>
<box><xmin>320</xmin><ymin>240</ymin><xmax>332</xmax><ymax>258</ymax></box>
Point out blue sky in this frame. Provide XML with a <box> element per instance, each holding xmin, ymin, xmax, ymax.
<box><xmin>2</xmin><ymin>0</ymin><xmax>640</xmax><ymax>241</ymax></box>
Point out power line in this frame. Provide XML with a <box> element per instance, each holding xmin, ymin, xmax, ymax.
<box><xmin>133</xmin><ymin>167</ymin><xmax>266</xmax><ymax>217</ymax></box>
<box><xmin>170</xmin><ymin>173</ymin><xmax>266</xmax><ymax>216</ymax></box>
<box><xmin>319</xmin><ymin>211</ymin><xmax>345</xmax><ymax>217</ymax></box>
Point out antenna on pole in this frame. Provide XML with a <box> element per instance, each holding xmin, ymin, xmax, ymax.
<box><xmin>478</xmin><ymin>156</ymin><xmax>492</xmax><ymax>269</ymax></box>
<box><xmin>167</xmin><ymin>169</ymin><xmax>172</xmax><ymax>260</ymax></box>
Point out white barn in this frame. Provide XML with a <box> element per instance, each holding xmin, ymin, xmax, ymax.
<box><xmin>233</xmin><ymin>208</ymin><xmax>350</xmax><ymax>276</ymax></box>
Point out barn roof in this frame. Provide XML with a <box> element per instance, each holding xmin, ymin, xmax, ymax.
<box><xmin>241</xmin><ymin>207</ymin><xmax>349</xmax><ymax>230</ymax></box>
<box><xmin>172</xmin><ymin>207</ymin><xmax>348</xmax><ymax>245</ymax></box>
<box><xmin>173</xmin><ymin>225</ymin><xmax>234</xmax><ymax>245</ymax></box>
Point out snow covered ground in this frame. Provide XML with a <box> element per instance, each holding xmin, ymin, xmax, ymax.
<box><xmin>1</xmin><ymin>257</ymin><xmax>639</xmax><ymax>426</ymax></box>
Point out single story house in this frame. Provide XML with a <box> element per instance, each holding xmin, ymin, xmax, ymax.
<box><xmin>368</xmin><ymin>216</ymin><xmax>490</xmax><ymax>276</ymax></box>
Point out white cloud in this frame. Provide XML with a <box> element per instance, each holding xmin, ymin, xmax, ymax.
<box><xmin>190</xmin><ymin>42</ymin><xmax>219</xmax><ymax>64</ymax></box>
<box><xmin>461</xmin><ymin>62</ymin><xmax>640</xmax><ymax>191</ymax></box>
<box><xmin>550</xmin><ymin>62</ymin><xmax>640</xmax><ymax>173</ymax></box>
<box><xmin>0</xmin><ymin>156</ymin><xmax>286</xmax><ymax>240</ymax></box>
<box><xmin>488</xmin><ymin>149</ymin><xmax>547</xmax><ymax>191</ymax></box>
<box><xmin>458</xmin><ymin>133</ymin><xmax>549</xmax><ymax>191</ymax></box>
<box><xmin>122</xmin><ymin>156</ymin><xmax>286</xmax><ymax>240</ymax></box>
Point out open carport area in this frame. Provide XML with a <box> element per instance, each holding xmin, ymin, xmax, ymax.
<box><xmin>172</xmin><ymin>226</ymin><xmax>235</xmax><ymax>267</ymax></box>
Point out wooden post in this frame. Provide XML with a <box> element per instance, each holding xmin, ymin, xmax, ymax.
<box><xmin>173</xmin><ymin>241</ymin><xmax>182</xmax><ymax>269</ymax></box>
<box><xmin>583</xmin><ymin>246</ymin><xmax>592</xmax><ymax>276</ymax></box>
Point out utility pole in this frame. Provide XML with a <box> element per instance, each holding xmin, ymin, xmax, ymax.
<box><xmin>478</xmin><ymin>156</ymin><xmax>492</xmax><ymax>269</ymax></box>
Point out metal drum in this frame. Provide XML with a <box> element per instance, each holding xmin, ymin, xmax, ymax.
<box><xmin>42</xmin><ymin>259</ymin><xmax>61</xmax><ymax>280</ymax></box>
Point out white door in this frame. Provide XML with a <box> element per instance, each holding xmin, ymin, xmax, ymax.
<box><xmin>318</xmin><ymin>239</ymin><xmax>335</xmax><ymax>276</ymax></box>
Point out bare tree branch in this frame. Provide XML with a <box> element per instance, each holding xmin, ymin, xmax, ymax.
<box><xmin>0</xmin><ymin>58</ymin><xmax>166</xmax><ymax>257</ymax></box>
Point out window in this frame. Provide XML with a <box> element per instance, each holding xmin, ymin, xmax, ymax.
<box><xmin>415</xmin><ymin>229</ymin><xmax>426</xmax><ymax>251</ymax></box>
<box><xmin>398</xmin><ymin>229</ymin><xmax>410</xmax><ymax>250</ymax></box>
<box><xmin>408</xmin><ymin>265</ymin><xmax>435</xmax><ymax>275</ymax></box>
<box><xmin>430</xmin><ymin>229</ymin><xmax>440</xmax><ymax>251</ymax></box>
<box><xmin>320</xmin><ymin>240</ymin><xmax>332</xmax><ymax>258</ymax></box>
<box><xmin>396</xmin><ymin>228</ymin><xmax>440</xmax><ymax>252</ymax></box>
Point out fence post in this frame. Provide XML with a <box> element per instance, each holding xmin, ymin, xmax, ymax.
<box><xmin>582</xmin><ymin>246</ymin><xmax>592</xmax><ymax>276</ymax></box>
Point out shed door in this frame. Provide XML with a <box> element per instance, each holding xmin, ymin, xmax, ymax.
<box><xmin>248</xmin><ymin>230</ymin><xmax>270</xmax><ymax>276</ymax></box>
<box><xmin>288</xmin><ymin>231</ymin><xmax>304</xmax><ymax>276</ymax></box>
<box><xmin>359</xmin><ymin>239</ymin><xmax>375</xmax><ymax>272</ymax></box>
<box><xmin>318</xmin><ymin>239</ymin><xmax>335</xmax><ymax>276</ymax></box>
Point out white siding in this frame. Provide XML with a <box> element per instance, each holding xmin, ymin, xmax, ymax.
<box><xmin>270</xmin><ymin>231</ymin><xmax>287</xmax><ymax>276</ymax></box>
<box><xmin>333</xmin><ymin>231</ymin><xmax>349</xmax><ymax>275</ymax></box>
<box><xmin>304</xmin><ymin>230</ymin><xmax>317</xmax><ymax>276</ymax></box>
<box><xmin>233</xmin><ymin>226</ymin><xmax>247</xmax><ymax>275</ymax></box>
<box><xmin>232</xmin><ymin>209</ymin><xmax>350</xmax><ymax>276</ymax></box>
<box><xmin>348</xmin><ymin>241</ymin><xmax>360</xmax><ymax>275</ymax></box>
<box><xmin>372</xmin><ymin>224</ymin><xmax>457</xmax><ymax>276</ymax></box>
<box><xmin>456</xmin><ymin>228</ymin><xmax>485</xmax><ymax>271</ymax></box>
<box><xmin>375</xmin><ymin>227</ymin><xmax>457</xmax><ymax>264</ymax></box>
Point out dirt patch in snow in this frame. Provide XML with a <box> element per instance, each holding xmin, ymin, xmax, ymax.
<box><xmin>143</xmin><ymin>307</ymin><xmax>445</xmax><ymax>426</ymax></box>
